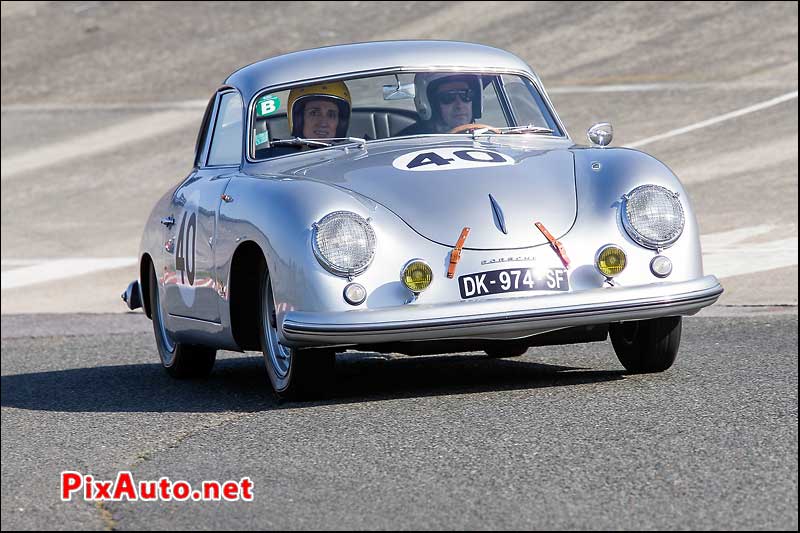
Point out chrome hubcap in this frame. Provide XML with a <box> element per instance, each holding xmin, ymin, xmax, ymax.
<box><xmin>155</xmin><ymin>285</ymin><xmax>176</xmax><ymax>358</ymax></box>
<box><xmin>263</xmin><ymin>275</ymin><xmax>291</xmax><ymax>378</ymax></box>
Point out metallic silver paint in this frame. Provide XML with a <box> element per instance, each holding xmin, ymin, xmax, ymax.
<box><xmin>135</xmin><ymin>41</ymin><xmax>721</xmax><ymax>355</ymax></box>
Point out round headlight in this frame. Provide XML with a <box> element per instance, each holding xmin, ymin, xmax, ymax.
<box><xmin>312</xmin><ymin>211</ymin><xmax>376</xmax><ymax>277</ymax></box>
<box><xmin>622</xmin><ymin>185</ymin><xmax>685</xmax><ymax>249</ymax></box>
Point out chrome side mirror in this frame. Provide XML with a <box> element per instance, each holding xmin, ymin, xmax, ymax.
<box><xmin>587</xmin><ymin>122</ymin><xmax>613</xmax><ymax>147</ymax></box>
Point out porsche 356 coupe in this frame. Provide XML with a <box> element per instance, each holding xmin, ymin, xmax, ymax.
<box><xmin>123</xmin><ymin>41</ymin><xmax>723</xmax><ymax>398</ymax></box>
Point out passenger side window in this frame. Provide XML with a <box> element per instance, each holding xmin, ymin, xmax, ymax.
<box><xmin>480</xmin><ymin>80</ymin><xmax>507</xmax><ymax>126</ymax></box>
<box><xmin>207</xmin><ymin>92</ymin><xmax>243</xmax><ymax>166</ymax></box>
<box><xmin>503</xmin><ymin>75</ymin><xmax>560</xmax><ymax>133</ymax></box>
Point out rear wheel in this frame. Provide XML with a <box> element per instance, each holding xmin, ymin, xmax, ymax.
<box><xmin>149</xmin><ymin>266</ymin><xmax>216</xmax><ymax>378</ymax></box>
<box><xmin>610</xmin><ymin>316</ymin><xmax>682</xmax><ymax>373</ymax></box>
<box><xmin>258</xmin><ymin>267</ymin><xmax>335</xmax><ymax>400</ymax></box>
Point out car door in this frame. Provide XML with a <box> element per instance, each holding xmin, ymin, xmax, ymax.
<box><xmin>163</xmin><ymin>89</ymin><xmax>243</xmax><ymax>323</ymax></box>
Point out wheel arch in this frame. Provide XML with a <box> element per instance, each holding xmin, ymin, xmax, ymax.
<box><xmin>140</xmin><ymin>253</ymin><xmax>154</xmax><ymax>319</ymax></box>
<box><xmin>228</xmin><ymin>240</ymin><xmax>267</xmax><ymax>351</ymax></box>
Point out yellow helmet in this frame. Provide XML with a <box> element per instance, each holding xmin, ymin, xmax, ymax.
<box><xmin>287</xmin><ymin>81</ymin><xmax>352</xmax><ymax>138</ymax></box>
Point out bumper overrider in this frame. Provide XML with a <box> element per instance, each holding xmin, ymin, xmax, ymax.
<box><xmin>281</xmin><ymin>275</ymin><xmax>723</xmax><ymax>346</ymax></box>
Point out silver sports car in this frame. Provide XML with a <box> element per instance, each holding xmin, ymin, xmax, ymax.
<box><xmin>123</xmin><ymin>41</ymin><xmax>723</xmax><ymax>399</ymax></box>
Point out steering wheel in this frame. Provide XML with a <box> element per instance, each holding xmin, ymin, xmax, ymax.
<box><xmin>449</xmin><ymin>123</ymin><xmax>502</xmax><ymax>134</ymax></box>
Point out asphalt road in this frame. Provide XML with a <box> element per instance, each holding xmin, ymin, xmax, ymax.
<box><xmin>1</xmin><ymin>1</ymin><xmax>798</xmax><ymax>530</ymax></box>
<box><xmin>1</xmin><ymin>310</ymin><xmax>797</xmax><ymax>530</ymax></box>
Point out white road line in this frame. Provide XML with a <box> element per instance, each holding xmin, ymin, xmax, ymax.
<box><xmin>703</xmin><ymin>238</ymin><xmax>798</xmax><ymax>279</ymax></box>
<box><xmin>701</xmin><ymin>225</ymin><xmax>798</xmax><ymax>279</ymax></box>
<box><xmin>0</xmin><ymin>109</ymin><xmax>201</xmax><ymax>180</ymax></box>
<box><xmin>1</xmin><ymin>258</ymin><xmax>137</xmax><ymax>290</ymax></box>
<box><xmin>549</xmin><ymin>82</ymin><xmax>720</xmax><ymax>94</ymax></box>
<box><xmin>0</xmin><ymin>100</ymin><xmax>207</xmax><ymax>112</ymax></box>
<box><xmin>0</xmin><ymin>259</ymin><xmax>48</xmax><ymax>267</ymax></box>
<box><xmin>624</xmin><ymin>90</ymin><xmax>798</xmax><ymax>149</ymax></box>
<box><xmin>674</xmin><ymin>133</ymin><xmax>798</xmax><ymax>185</ymax></box>
<box><xmin>699</xmin><ymin>225</ymin><xmax>775</xmax><ymax>248</ymax></box>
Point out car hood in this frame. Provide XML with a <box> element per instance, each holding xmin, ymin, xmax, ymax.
<box><xmin>259</xmin><ymin>138</ymin><xmax>577</xmax><ymax>250</ymax></box>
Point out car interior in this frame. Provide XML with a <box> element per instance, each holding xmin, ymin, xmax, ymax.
<box><xmin>253</xmin><ymin>108</ymin><xmax>419</xmax><ymax>159</ymax></box>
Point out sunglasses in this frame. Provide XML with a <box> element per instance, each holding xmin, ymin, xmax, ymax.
<box><xmin>437</xmin><ymin>89</ymin><xmax>474</xmax><ymax>104</ymax></box>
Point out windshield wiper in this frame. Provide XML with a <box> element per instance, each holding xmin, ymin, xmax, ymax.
<box><xmin>270</xmin><ymin>137</ymin><xmax>333</xmax><ymax>148</ymax></box>
<box><xmin>270</xmin><ymin>136</ymin><xmax>367</xmax><ymax>149</ymax></box>
<box><xmin>486</xmin><ymin>125</ymin><xmax>554</xmax><ymax>135</ymax></box>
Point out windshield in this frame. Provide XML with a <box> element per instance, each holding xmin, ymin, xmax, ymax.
<box><xmin>250</xmin><ymin>71</ymin><xmax>562</xmax><ymax>160</ymax></box>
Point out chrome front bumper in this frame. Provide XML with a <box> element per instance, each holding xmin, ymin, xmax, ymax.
<box><xmin>281</xmin><ymin>275</ymin><xmax>723</xmax><ymax>347</ymax></box>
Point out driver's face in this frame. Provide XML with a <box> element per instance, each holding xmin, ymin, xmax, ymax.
<box><xmin>436</xmin><ymin>81</ymin><xmax>473</xmax><ymax>129</ymax></box>
<box><xmin>302</xmin><ymin>99</ymin><xmax>339</xmax><ymax>138</ymax></box>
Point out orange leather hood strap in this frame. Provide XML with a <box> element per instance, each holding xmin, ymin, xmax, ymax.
<box><xmin>535</xmin><ymin>222</ymin><xmax>570</xmax><ymax>268</ymax></box>
<box><xmin>447</xmin><ymin>227</ymin><xmax>471</xmax><ymax>279</ymax></box>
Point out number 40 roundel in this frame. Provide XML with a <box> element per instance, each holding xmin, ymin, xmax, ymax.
<box><xmin>392</xmin><ymin>148</ymin><xmax>514</xmax><ymax>172</ymax></box>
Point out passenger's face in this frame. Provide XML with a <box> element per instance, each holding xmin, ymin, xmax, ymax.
<box><xmin>436</xmin><ymin>81</ymin><xmax>473</xmax><ymax>129</ymax></box>
<box><xmin>302</xmin><ymin>99</ymin><xmax>339</xmax><ymax>138</ymax></box>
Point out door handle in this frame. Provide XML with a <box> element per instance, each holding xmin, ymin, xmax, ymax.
<box><xmin>160</xmin><ymin>216</ymin><xmax>175</xmax><ymax>227</ymax></box>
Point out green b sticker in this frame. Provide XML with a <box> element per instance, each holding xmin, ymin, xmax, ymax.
<box><xmin>255</xmin><ymin>131</ymin><xmax>270</xmax><ymax>146</ymax></box>
<box><xmin>256</xmin><ymin>95</ymin><xmax>280</xmax><ymax>117</ymax></box>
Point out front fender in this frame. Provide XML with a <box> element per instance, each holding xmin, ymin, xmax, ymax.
<box><xmin>216</xmin><ymin>174</ymin><xmax>448</xmax><ymax>337</ymax></box>
<box><xmin>567</xmin><ymin>147</ymin><xmax>703</xmax><ymax>287</ymax></box>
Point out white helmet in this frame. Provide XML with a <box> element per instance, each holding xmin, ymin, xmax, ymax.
<box><xmin>413</xmin><ymin>73</ymin><xmax>483</xmax><ymax>121</ymax></box>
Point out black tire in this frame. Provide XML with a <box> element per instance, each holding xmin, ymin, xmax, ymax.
<box><xmin>149</xmin><ymin>266</ymin><xmax>216</xmax><ymax>379</ymax></box>
<box><xmin>610</xmin><ymin>316</ymin><xmax>682</xmax><ymax>373</ymax></box>
<box><xmin>258</xmin><ymin>266</ymin><xmax>335</xmax><ymax>400</ymax></box>
<box><xmin>484</xmin><ymin>341</ymin><xmax>529</xmax><ymax>359</ymax></box>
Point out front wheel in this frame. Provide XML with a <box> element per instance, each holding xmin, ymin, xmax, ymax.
<box><xmin>149</xmin><ymin>266</ymin><xmax>216</xmax><ymax>378</ymax></box>
<box><xmin>258</xmin><ymin>268</ymin><xmax>335</xmax><ymax>400</ymax></box>
<box><xmin>610</xmin><ymin>316</ymin><xmax>682</xmax><ymax>373</ymax></box>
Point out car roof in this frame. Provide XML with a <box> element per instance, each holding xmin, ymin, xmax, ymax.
<box><xmin>224</xmin><ymin>40</ymin><xmax>538</xmax><ymax>102</ymax></box>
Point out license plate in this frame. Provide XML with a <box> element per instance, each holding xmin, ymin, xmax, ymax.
<box><xmin>458</xmin><ymin>268</ymin><xmax>569</xmax><ymax>299</ymax></box>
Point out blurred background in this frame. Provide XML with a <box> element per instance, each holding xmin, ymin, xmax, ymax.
<box><xmin>1</xmin><ymin>1</ymin><xmax>797</xmax><ymax>314</ymax></box>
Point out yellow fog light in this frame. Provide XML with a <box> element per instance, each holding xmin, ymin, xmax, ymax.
<box><xmin>401</xmin><ymin>259</ymin><xmax>433</xmax><ymax>293</ymax></box>
<box><xmin>596</xmin><ymin>245</ymin><xmax>627</xmax><ymax>278</ymax></box>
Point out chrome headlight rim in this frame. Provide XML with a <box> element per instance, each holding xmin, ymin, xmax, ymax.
<box><xmin>311</xmin><ymin>211</ymin><xmax>376</xmax><ymax>277</ymax></box>
<box><xmin>621</xmin><ymin>184</ymin><xmax>685</xmax><ymax>250</ymax></box>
